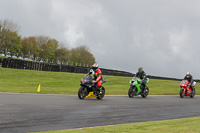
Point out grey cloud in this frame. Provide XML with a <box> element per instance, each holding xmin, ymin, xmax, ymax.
<box><xmin>1</xmin><ymin>0</ymin><xmax>200</xmax><ymax>78</ymax></box>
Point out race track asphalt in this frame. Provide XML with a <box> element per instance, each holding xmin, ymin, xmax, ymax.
<box><xmin>0</xmin><ymin>93</ymin><xmax>200</xmax><ymax>133</ymax></box>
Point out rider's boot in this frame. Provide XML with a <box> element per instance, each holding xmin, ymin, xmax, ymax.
<box><xmin>138</xmin><ymin>81</ymin><xmax>145</xmax><ymax>94</ymax></box>
<box><xmin>141</xmin><ymin>86</ymin><xmax>145</xmax><ymax>94</ymax></box>
<box><xmin>137</xmin><ymin>86</ymin><xmax>141</xmax><ymax>94</ymax></box>
<box><xmin>143</xmin><ymin>84</ymin><xmax>147</xmax><ymax>94</ymax></box>
<box><xmin>99</xmin><ymin>87</ymin><xmax>103</xmax><ymax>95</ymax></box>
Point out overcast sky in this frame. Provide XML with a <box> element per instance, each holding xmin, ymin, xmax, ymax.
<box><xmin>1</xmin><ymin>0</ymin><xmax>200</xmax><ymax>78</ymax></box>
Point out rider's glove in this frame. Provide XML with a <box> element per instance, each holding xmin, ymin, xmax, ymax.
<box><xmin>89</xmin><ymin>69</ymin><xmax>95</xmax><ymax>75</ymax></box>
<box><xmin>92</xmin><ymin>80</ymin><xmax>97</xmax><ymax>83</ymax></box>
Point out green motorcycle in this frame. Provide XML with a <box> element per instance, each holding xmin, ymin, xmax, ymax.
<box><xmin>128</xmin><ymin>77</ymin><xmax>149</xmax><ymax>98</ymax></box>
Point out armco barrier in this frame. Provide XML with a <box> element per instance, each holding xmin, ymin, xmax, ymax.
<box><xmin>147</xmin><ymin>75</ymin><xmax>181</xmax><ymax>81</ymax></box>
<box><xmin>0</xmin><ymin>58</ymin><xmax>2</xmax><ymax>67</ymax></box>
<box><xmin>0</xmin><ymin>57</ymin><xmax>199</xmax><ymax>81</ymax></box>
<box><xmin>0</xmin><ymin>57</ymin><xmax>133</xmax><ymax>77</ymax></box>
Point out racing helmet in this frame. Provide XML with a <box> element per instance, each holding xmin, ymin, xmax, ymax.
<box><xmin>186</xmin><ymin>72</ymin><xmax>191</xmax><ymax>78</ymax></box>
<box><xmin>138</xmin><ymin>67</ymin><xmax>143</xmax><ymax>72</ymax></box>
<box><xmin>92</xmin><ymin>63</ymin><xmax>99</xmax><ymax>71</ymax></box>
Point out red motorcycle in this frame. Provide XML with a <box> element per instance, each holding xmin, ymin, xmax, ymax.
<box><xmin>179</xmin><ymin>80</ymin><xmax>196</xmax><ymax>98</ymax></box>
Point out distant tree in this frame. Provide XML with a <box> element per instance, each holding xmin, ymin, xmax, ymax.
<box><xmin>0</xmin><ymin>19</ymin><xmax>21</xmax><ymax>57</ymax></box>
<box><xmin>21</xmin><ymin>37</ymin><xmax>39</xmax><ymax>60</ymax></box>
<box><xmin>0</xmin><ymin>19</ymin><xmax>18</xmax><ymax>32</ymax></box>
<box><xmin>35</xmin><ymin>36</ymin><xmax>49</xmax><ymax>48</ymax></box>
<box><xmin>10</xmin><ymin>32</ymin><xmax>22</xmax><ymax>58</ymax></box>
<box><xmin>46</xmin><ymin>39</ymin><xmax>59</xmax><ymax>63</ymax></box>
<box><xmin>0</xmin><ymin>29</ymin><xmax>21</xmax><ymax>57</ymax></box>
<box><xmin>35</xmin><ymin>36</ymin><xmax>49</xmax><ymax>61</ymax></box>
<box><xmin>0</xmin><ymin>24</ymin><xmax>2</xmax><ymax>47</ymax></box>
<box><xmin>21</xmin><ymin>37</ymin><xmax>30</xmax><ymax>59</ymax></box>
<box><xmin>35</xmin><ymin>36</ymin><xmax>58</xmax><ymax>63</ymax></box>
<box><xmin>74</xmin><ymin>45</ymin><xmax>95</xmax><ymax>66</ymax></box>
<box><xmin>0</xmin><ymin>19</ymin><xmax>96</xmax><ymax>66</ymax></box>
<box><xmin>31</xmin><ymin>40</ymin><xmax>40</xmax><ymax>61</ymax></box>
<box><xmin>69</xmin><ymin>49</ymin><xmax>79</xmax><ymax>64</ymax></box>
<box><xmin>55</xmin><ymin>47</ymin><xmax>69</xmax><ymax>64</ymax></box>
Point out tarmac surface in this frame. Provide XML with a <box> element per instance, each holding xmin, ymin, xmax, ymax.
<box><xmin>0</xmin><ymin>93</ymin><xmax>200</xmax><ymax>133</ymax></box>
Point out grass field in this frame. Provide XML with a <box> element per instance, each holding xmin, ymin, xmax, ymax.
<box><xmin>34</xmin><ymin>117</ymin><xmax>200</xmax><ymax>133</ymax></box>
<box><xmin>0</xmin><ymin>67</ymin><xmax>199</xmax><ymax>95</ymax></box>
<box><xmin>1</xmin><ymin>68</ymin><xmax>200</xmax><ymax>133</ymax></box>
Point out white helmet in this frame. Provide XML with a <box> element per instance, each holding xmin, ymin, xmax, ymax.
<box><xmin>92</xmin><ymin>63</ymin><xmax>99</xmax><ymax>71</ymax></box>
<box><xmin>186</xmin><ymin>72</ymin><xmax>191</xmax><ymax>78</ymax></box>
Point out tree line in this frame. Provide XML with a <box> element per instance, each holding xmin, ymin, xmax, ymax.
<box><xmin>0</xmin><ymin>19</ymin><xmax>95</xmax><ymax>66</ymax></box>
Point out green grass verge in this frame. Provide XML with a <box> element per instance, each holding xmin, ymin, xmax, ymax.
<box><xmin>33</xmin><ymin>117</ymin><xmax>200</xmax><ymax>133</ymax></box>
<box><xmin>0</xmin><ymin>67</ymin><xmax>199</xmax><ymax>95</ymax></box>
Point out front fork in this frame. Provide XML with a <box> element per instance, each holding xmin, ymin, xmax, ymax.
<box><xmin>182</xmin><ymin>87</ymin><xmax>186</xmax><ymax>94</ymax></box>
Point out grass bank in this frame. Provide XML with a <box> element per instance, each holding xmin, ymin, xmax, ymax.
<box><xmin>34</xmin><ymin>117</ymin><xmax>200</xmax><ymax>133</ymax></box>
<box><xmin>0</xmin><ymin>67</ymin><xmax>199</xmax><ymax>95</ymax></box>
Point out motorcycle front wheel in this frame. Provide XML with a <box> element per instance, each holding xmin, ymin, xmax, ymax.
<box><xmin>180</xmin><ymin>88</ymin><xmax>185</xmax><ymax>98</ymax></box>
<box><xmin>128</xmin><ymin>86</ymin><xmax>135</xmax><ymax>98</ymax></box>
<box><xmin>78</xmin><ymin>86</ymin><xmax>87</xmax><ymax>100</ymax></box>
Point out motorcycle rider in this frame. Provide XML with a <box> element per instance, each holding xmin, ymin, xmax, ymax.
<box><xmin>135</xmin><ymin>67</ymin><xmax>147</xmax><ymax>94</ymax></box>
<box><xmin>89</xmin><ymin>63</ymin><xmax>103</xmax><ymax>94</ymax></box>
<box><xmin>184</xmin><ymin>72</ymin><xmax>194</xmax><ymax>94</ymax></box>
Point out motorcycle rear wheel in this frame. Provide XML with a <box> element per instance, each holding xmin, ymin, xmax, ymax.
<box><xmin>78</xmin><ymin>86</ymin><xmax>87</xmax><ymax>100</ymax></box>
<box><xmin>190</xmin><ymin>89</ymin><xmax>195</xmax><ymax>98</ymax></box>
<box><xmin>142</xmin><ymin>87</ymin><xmax>149</xmax><ymax>98</ymax></box>
<box><xmin>128</xmin><ymin>86</ymin><xmax>135</xmax><ymax>98</ymax></box>
<box><xmin>96</xmin><ymin>87</ymin><xmax>105</xmax><ymax>100</ymax></box>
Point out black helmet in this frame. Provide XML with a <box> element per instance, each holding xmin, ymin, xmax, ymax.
<box><xmin>138</xmin><ymin>67</ymin><xmax>143</xmax><ymax>72</ymax></box>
